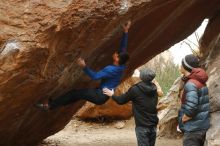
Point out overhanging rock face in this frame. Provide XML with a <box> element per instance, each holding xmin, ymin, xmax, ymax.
<box><xmin>0</xmin><ymin>0</ymin><xmax>220</xmax><ymax>145</ymax></box>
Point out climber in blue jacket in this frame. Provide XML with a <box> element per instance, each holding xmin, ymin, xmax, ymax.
<box><xmin>35</xmin><ymin>21</ymin><xmax>131</xmax><ymax>110</ymax></box>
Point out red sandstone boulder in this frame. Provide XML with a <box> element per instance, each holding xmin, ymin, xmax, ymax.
<box><xmin>0</xmin><ymin>0</ymin><xmax>220</xmax><ymax>145</ymax></box>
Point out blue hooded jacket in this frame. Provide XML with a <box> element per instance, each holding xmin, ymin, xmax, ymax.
<box><xmin>83</xmin><ymin>32</ymin><xmax>128</xmax><ymax>90</ymax></box>
<box><xmin>83</xmin><ymin>65</ymin><xmax>125</xmax><ymax>89</ymax></box>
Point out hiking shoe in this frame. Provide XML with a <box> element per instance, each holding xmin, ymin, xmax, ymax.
<box><xmin>34</xmin><ymin>103</ymin><xmax>50</xmax><ymax>111</ymax></box>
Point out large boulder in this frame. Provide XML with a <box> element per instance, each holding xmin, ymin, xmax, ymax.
<box><xmin>0</xmin><ymin>0</ymin><xmax>220</xmax><ymax>145</ymax></box>
<box><xmin>200</xmin><ymin>13</ymin><xmax>220</xmax><ymax>146</ymax></box>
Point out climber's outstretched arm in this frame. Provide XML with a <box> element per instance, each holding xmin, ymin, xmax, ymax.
<box><xmin>118</xmin><ymin>21</ymin><xmax>131</xmax><ymax>53</ymax></box>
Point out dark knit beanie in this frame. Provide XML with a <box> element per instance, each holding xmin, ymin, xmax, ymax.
<box><xmin>181</xmin><ymin>54</ymin><xmax>199</xmax><ymax>72</ymax></box>
<box><xmin>140</xmin><ymin>68</ymin><xmax>156</xmax><ymax>82</ymax></box>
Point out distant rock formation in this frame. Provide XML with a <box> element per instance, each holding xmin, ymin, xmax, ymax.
<box><xmin>0</xmin><ymin>0</ymin><xmax>220</xmax><ymax>145</ymax></box>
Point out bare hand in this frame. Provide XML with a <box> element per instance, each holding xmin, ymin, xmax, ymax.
<box><xmin>122</xmin><ymin>20</ymin><xmax>131</xmax><ymax>33</ymax></box>
<box><xmin>77</xmin><ymin>57</ymin><xmax>86</xmax><ymax>68</ymax></box>
<box><xmin>182</xmin><ymin>114</ymin><xmax>192</xmax><ymax>123</ymax></box>
<box><xmin>103</xmin><ymin>88</ymin><xmax>114</xmax><ymax>97</ymax></box>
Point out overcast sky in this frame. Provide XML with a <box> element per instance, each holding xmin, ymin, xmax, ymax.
<box><xmin>169</xmin><ymin>19</ymin><xmax>208</xmax><ymax>65</ymax></box>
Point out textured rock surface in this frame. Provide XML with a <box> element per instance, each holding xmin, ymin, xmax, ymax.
<box><xmin>157</xmin><ymin>77</ymin><xmax>182</xmax><ymax>138</ymax></box>
<box><xmin>1</xmin><ymin>0</ymin><xmax>220</xmax><ymax>145</ymax></box>
<box><xmin>201</xmin><ymin>13</ymin><xmax>220</xmax><ymax>113</ymax></box>
<box><xmin>200</xmin><ymin>13</ymin><xmax>220</xmax><ymax>146</ymax></box>
<box><xmin>205</xmin><ymin>112</ymin><xmax>220</xmax><ymax>146</ymax></box>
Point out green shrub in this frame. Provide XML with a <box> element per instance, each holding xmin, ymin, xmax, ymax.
<box><xmin>155</xmin><ymin>62</ymin><xmax>180</xmax><ymax>96</ymax></box>
<box><xmin>140</xmin><ymin>51</ymin><xmax>180</xmax><ymax>97</ymax></box>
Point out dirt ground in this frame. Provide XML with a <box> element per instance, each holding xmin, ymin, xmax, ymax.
<box><xmin>40</xmin><ymin>117</ymin><xmax>182</xmax><ymax>146</ymax></box>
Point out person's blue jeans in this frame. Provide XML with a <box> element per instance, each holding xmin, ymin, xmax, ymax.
<box><xmin>183</xmin><ymin>130</ymin><xmax>207</xmax><ymax>146</ymax></box>
<box><xmin>49</xmin><ymin>88</ymin><xmax>109</xmax><ymax>109</ymax></box>
<box><xmin>135</xmin><ymin>126</ymin><xmax>157</xmax><ymax>146</ymax></box>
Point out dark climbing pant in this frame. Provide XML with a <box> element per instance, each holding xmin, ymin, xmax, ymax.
<box><xmin>135</xmin><ymin>126</ymin><xmax>157</xmax><ymax>146</ymax></box>
<box><xmin>49</xmin><ymin>88</ymin><xmax>109</xmax><ymax>109</ymax></box>
<box><xmin>183</xmin><ymin>130</ymin><xmax>207</xmax><ymax>146</ymax></box>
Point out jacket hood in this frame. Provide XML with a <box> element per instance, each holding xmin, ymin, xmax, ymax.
<box><xmin>136</xmin><ymin>81</ymin><xmax>157</xmax><ymax>96</ymax></box>
<box><xmin>187</xmin><ymin>68</ymin><xmax>208</xmax><ymax>84</ymax></box>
